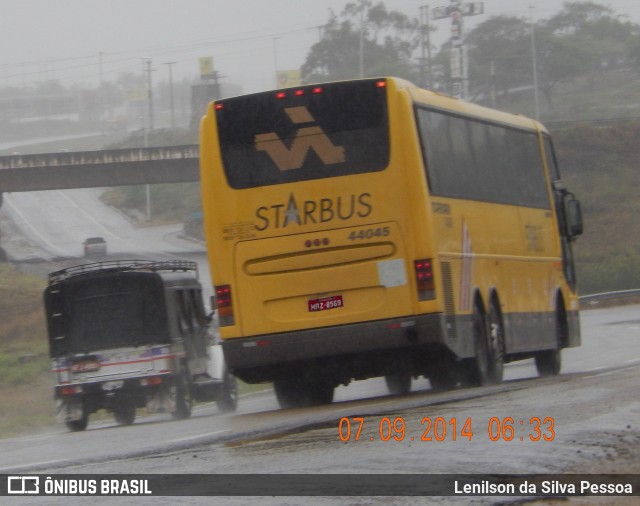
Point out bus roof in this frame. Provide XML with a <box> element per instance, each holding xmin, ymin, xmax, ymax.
<box><xmin>392</xmin><ymin>78</ymin><xmax>546</xmax><ymax>134</ymax></box>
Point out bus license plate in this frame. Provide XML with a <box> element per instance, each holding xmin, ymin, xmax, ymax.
<box><xmin>308</xmin><ymin>295</ymin><xmax>343</xmax><ymax>312</ymax></box>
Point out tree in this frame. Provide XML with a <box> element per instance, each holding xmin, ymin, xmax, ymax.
<box><xmin>538</xmin><ymin>2</ymin><xmax>639</xmax><ymax>104</ymax></box>
<box><xmin>465</xmin><ymin>16</ymin><xmax>532</xmax><ymax>99</ymax></box>
<box><xmin>464</xmin><ymin>1</ymin><xmax>640</xmax><ymax>109</ymax></box>
<box><xmin>301</xmin><ymin>1</ymin><xmax>420</xmax><ymax>84</ymax></box>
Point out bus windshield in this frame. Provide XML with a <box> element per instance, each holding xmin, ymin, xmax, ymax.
<box><xmin>214</xmin><ymin>78</ymin><xmax>390</xmax><ymax>189</ymax></box>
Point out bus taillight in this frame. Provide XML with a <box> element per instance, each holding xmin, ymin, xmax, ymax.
<box><xmin>215</xmin><ymin>284</ymin><xmax>235</xmax><ymax>326</ymax></box>
<box><xmin>414</xmin><ymin>259</ymin><xmax>435</xmax><ymax>301</ymax></box>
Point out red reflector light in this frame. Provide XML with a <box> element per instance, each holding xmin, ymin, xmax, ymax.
<box><xmin>376</xmin><ymin>80</ymin><xmax>387</xmax><ymax>88</ymax></box>
<box><xmin>312</xmin><ymin>86</ymin><xmax>323</xmax><ymax>94</ymax></box>
<box><xmin>414</xmin><ymin>258</ymin><xmax>435</xmax><ymax>301</ymax></box>
<box><xmin>141</xmin><ymin>376</ymin><xmax>163</xmax><ymax>386</ymax></box>
<box><xmin>60</xmin><ymin>385</ymin><xmax>82</xmax><ymax>396</ymax></box>
<box><xmin>276</xmin><ymin>91</ymin><xmax>287</xmax><ymax>99</ymax></box>
<box><xmin>214</xmin><ymin>103</ymin><xmax>224</xmax><ymax>110</ymax></box>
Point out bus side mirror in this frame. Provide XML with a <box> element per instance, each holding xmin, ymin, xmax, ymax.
<box><xmin>567</xmin><ymin>199</ymin><xmax>583</xmax><ymax>238</ymax></box>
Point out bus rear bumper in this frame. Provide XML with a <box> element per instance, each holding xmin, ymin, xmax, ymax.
<box><xmin>221</xmin><ymin>314</ymin><xmax>445</xmax><ymax>373</ymax></box>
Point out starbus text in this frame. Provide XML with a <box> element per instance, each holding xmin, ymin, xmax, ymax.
<box><xmin>255</xmin><ymin>192</ymin><xmax>372</xmax><ymax>231</ymax></box>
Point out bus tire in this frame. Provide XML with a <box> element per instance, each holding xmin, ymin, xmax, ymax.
<box><xmin>66</xmin><ymin>414</ymin><xmax>88</xmax><ymax>432</ymax></box>
<box><xmin>307</xmin><ymin>379</ymin><xmax>334</xmax><ymax>405</ymax></box>
<box><xmin>385</xmin><ymin>370</ymin><xmax>412</xmax><ymax>395</ymax></box>
<box><xmin>535</xmin><ymin>301</ymin><xmax>566</xmax><ymax>377</ymax></box>
<box><xmin>430</xmin><ymin>362</ymin><xmax>460</xmax><ymax>391</ymax></box>
<box><xmin>466</xmin><ymin>298</ymin><xmax>491</xmax><ymax>387</ymax></box>
<box><xmin>486</xmin><ymin>298</ymin><xmax>505</xmax><ymax>384</ymax></box>
<box><xmin>274</xmin><ymin>374</ymin><xmax>334</xmax><ymax>408</ymax></box>
<box><xmin>114</xmin><ymin>398</ymin><xmax>136</xmax><ymax>425</ymax></box>
<box><xmin>172</xmin><ymin>366</ymin><xmax>193</xmax><ymax>420</ymax></box>
<box><xmin>274</xmin><ymin>376</ymin><xmax>307</xmax><ymax>409</ymax></box>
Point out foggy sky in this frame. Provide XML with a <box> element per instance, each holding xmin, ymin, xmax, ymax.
<box><xmin>1</xmin><ymin>0</ymin><xmax>639</xmax><ymax>94</ymax></box>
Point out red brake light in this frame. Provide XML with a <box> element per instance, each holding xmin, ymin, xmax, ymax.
<box><xmin>215</xmin><ymin>284</ymin><xmax>235</xmax><ymax>326</ymax></box>
<box><xmin>376</xmin><ymin>80</ymin><xmax>387</xmax><ymax>88</ymax></box>
<box><xmin>59</xmin><ymin>385</ymin><xmax>83</xmax><ymax>396</ymax></box>
<box><xmin>214</xmin><ymin>103</ymin><xmax>224</xmax><ymax>110</ymax></box>
<box><xmin>276</xmin><ymin>91</ymin><xmax>287</xmax><ymax>99</ymax></box>
<box><xmin>312</xmin><ymin>86</ymin><xmax>323</xmax><ymax>94</ymax></box>
<box><xmin>294</xmin><ymin>89</ymin><xmax>305</xmax><ymax>96</ymax></box>
<box><xmin>414</xmin><ymin>259</ymin><xmax>435</xmax><ymax>301</ymax></box>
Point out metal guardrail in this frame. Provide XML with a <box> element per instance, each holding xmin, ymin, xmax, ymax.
<box><xmin>579</xmin><ymin>289</ymin><xmax>640</xmax><ymax>304</ymax></box>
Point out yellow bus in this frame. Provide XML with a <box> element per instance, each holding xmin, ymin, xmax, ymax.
<box><xmin>199</xmin><ymin>77</ymin><xmax>583</xmax><ymax>408</ymax></box>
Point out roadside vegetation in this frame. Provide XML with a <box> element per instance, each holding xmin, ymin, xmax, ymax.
<box><xmin>0</xmin><ymin>264</ymin><xmax>52</xmax><ymax>437</ymax></box>
<box><xmin>553</xmin><ymin>121</ymin><xmax>640</xmax><ymax>294</ymax></box>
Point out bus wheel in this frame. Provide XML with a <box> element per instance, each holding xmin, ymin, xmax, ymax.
<box><xmin>385</xmin><ymin>370</ymin><xmax>412</xmax><ymax>395</ymax></box>
<box><xmin>172</xmin><ymin>367</ymin><xmax>193</xmax><ymax>420</ymax></box>
<box><xmin>429</xmin><ymin>362</ymin><xmax>460</xmax><ymax>391</ymax></box>
<box><xmin>216</xmin><ymin>369</ymin><xmax>238</xmax><ymax>414</ymax></box>
<box><xmin>467</xmin><ymin>299</ymin><xmax>491</xmax><ymax>386</ymax></box>
<box><xmin>274</xmin><ymin>376</ymin><xmax>307</xmax><ymax>409</ymax></box>
<box><xmin>114</xmin><ymin>398</ymin><xmax>136</xmax><ymax>425</ymax></box>
<box><xmin>535</xmin><ymin>302</ymin><xmax>566</xmax><ymax>377</ymax></box>
<box><xmin>66</xmin><ymin>414</ymin><xmax>88</xmax><ymax>432</ymax></box>
<box><xmin>306</xmin><ymin>377</ymin><xmax>335</xmax><ymax>406</ymax></box>
<box><xmin>486</xmin><ymin>300</ymin><xmax>505</xmax><ymax>384</ymax></box>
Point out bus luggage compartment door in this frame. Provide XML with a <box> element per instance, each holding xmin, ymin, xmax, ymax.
<box><xmin>233</xmin><ymin>223</ymin><xmax>413</xmax><ymax>336</ymax></box>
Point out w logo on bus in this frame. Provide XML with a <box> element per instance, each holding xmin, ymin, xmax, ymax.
<box><xmin>254</xmin><ymin>106</ymin><xmax>345</xmax><ymax>171</ymax></box>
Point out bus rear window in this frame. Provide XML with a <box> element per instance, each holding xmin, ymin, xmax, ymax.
<box><xmin>215</xmin><ymin>79</ymin><xmax>389</xmax><ymax>189</ymax></box>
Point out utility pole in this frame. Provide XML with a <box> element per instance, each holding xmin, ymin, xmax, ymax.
<box><xmin>530</xmin><ymin>6</ymin><xmax>540</xmax><ymax>120</ymax></box>
<box><xmin>143</xmin><ymin>57</ymin><xmax>155</xmax><ymax>131</ymax></box>
<box><xmin>431</xmin><ymin>1</ymin><xmax>484</xmax><ymax>99</ymax></box>
<box><xmin>419</xmin><ymin>6</ymin><xmax>433</xmax><ymax>89</ymax></box>
<box><xmin>359</xmin><ymin>1</ymin><xmax>365</xmax><ymax>79</ymax></box>
<box><xmin>164</xmin><ymin>61</ymin><xmax>177</xmax><ymax>129</ymax></box>
<box><xmin>98</xmin><ymin>52</ymin><xmax>105</xmax><ymax>146</ymax></box>
<box><xmin>142</xmin><ymin>57</ymin><xmax>154</xmax><ymax>222</ymax></box>
<box><xmin>272</xmin><ymin>37</ymin><xmax>279</xmax><ymax>87</ymax></box>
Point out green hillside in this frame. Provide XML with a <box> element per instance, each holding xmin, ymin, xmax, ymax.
<box><xmin>553</xmin><ymin>121</ymin><xmax>640</xmax><ymax>294</ymax></box>
<box><xmin>0</xmin><ymin>265</ymin><xmax>52</xmax><ymax>436</ymax></box>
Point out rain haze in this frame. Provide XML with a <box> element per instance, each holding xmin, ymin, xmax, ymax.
<box><xmin>3</xmin><ymin>0</ymin><xmax>640</xmax><ymax>501</ymax></box>
<box><xmin>1</xmin><ymin>0</ymin><xmax>640</xmax><ymax>95</ymax></box>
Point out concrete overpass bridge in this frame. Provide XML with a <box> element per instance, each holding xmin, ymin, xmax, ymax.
<box><xmin>0</xmin><ymin>145</ymin><xmax>200</xmax><ymax>193</ymax></box>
